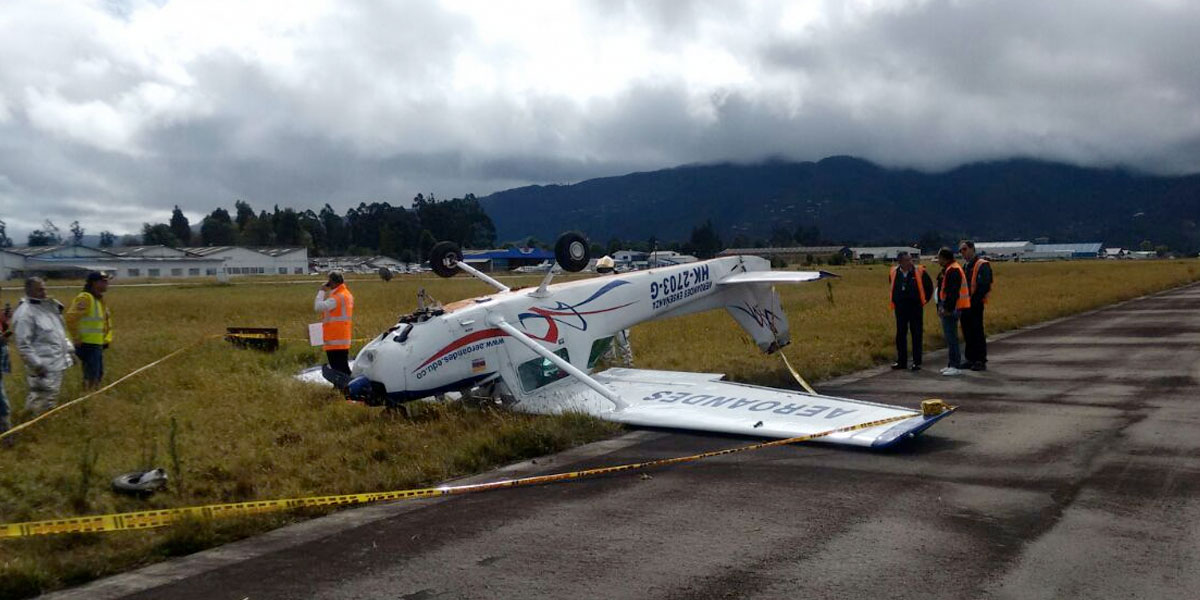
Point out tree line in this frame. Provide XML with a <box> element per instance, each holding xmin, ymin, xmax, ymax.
<box><xmin>3</xmin><ymin>194</ymin><xmax>496</xmax><ymax>262</ymax></box>
<box><xmin>4</xmin><ymin>206</ymin><xmax>1180</xmax><ymax>262</ymax></box>
<box><xmin>150</xmin><ymin>194</ymin><xmax>497</xmax><ymax>261</ymax></box>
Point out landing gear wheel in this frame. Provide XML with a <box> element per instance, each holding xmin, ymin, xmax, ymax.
<box><xmin>554</xmin><ymin>231</ymin><xmax>590</xmax><ymax>272</ymax></box>
<box><xmin>430</xmin><ymin>241</ymin><xmax>463</xmax><ymax>278</ymax></box>
<box><xmin>112</xmin><ymin>469</ymin><xmax>169</xmax><ymax>497</ymax></box>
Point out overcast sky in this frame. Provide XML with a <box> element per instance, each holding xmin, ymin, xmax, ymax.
<box><xmin>1</xmin><ymin>0</ymin><xmax>1198</xmax><ymax>240</ymax></box>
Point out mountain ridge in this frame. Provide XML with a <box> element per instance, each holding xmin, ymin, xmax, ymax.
<box><xmin>479</xmin><ymin>157</ymin><xmax>1200</xmax><ymax>252</ymax></box>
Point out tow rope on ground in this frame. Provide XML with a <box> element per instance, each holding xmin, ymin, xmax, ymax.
<box><xmin>0</xmin><ymin>411</ymin><xmax>938</xmax><ymax>539</ymax></box>
<box><xmin>0</xmin><ymin>336</ymin><xmax>215</xmax><ymax>442</ymax></box>
<box><xmin>0</xmin><ymin>332</ymin><xmax>367</xmax><ymax>441</ymax></box>
<box><xmin>780</xmin><ymin>351</ymin><xmax>819</xmax><ymax>395</ymax></box>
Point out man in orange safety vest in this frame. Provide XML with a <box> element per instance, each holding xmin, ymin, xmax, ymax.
<box><xmin>888</xmin><ymin>251</ymin><xmax>933</xmax><ymax>371</ymax></box>
<box><xmin>314</xmin><ymin>271</ymin><xmax>354</xmax><ymax>377</ymax></box>
<box><xmin>959</xmin><ymin>240</ymin><xmax>993</xmax><ymax>371</ymax></box>
<box><xmin>936</xmin><ymin>247</ymin><xmax>971</xmax><ymax>376</ymax></box>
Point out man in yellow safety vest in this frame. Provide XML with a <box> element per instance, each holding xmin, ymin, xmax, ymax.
<box><xmin>314</xmin><ymin>271</ymin><xmax>354</xmax><ymax>378</ymax></box>
<box><xmin>65</xmin><ymin>271</ymin><xmax>112</xmax><ymax>391</ymax></box>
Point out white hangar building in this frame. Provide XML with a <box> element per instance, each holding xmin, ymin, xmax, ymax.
<box><xmin>311</xmin><ymin>255</ymin><xmax>408</xmax><ymax>274</ymax></box>
<box><xmin>180</xmin><ymin>247</ymin><xmax>309</xmax><ymax>276</ymax></box>
<box><xmin>1</xmin><ymin>245</ymin><xmax>224</xmax><ymax>280</ymax></box>
<box><xmin>850</xmin><ymin>246</ymin><xmax>921</xmax><ymax>261</ymax></box>
<box><xmin>1</xmin><ymin>245</ymin><xmax>309</xmax><ymax>280</ymax></box>
<box><xmin>974</xmin><ymin>241</ymin><xmax>1036</xmax><ymax>260</ymax></box>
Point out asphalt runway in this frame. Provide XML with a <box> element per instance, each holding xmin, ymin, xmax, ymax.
<box><xmin>52</xmin><ymin>282</ymin><xmax>1200</xmax><ymax>600</ymax></box>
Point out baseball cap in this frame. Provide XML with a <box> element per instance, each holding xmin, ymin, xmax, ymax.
<box><xmin>86</xmin><ymin>271</ymin><xmax>110</xmax><ymax>283</ymax></box>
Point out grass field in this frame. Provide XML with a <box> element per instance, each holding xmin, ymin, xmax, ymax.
<box><xmin>0</xmin><ymin>258</ymin><xmax>1198</xmax><ymax>597</ymax></box>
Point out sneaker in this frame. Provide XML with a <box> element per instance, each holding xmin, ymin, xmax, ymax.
<box><xmin>891</xmin><ymin>362</ymin><xmax>906</xmax><ymax>370</ymax></box>
<box><xmin>970</xmin><ymin>362</ymin><xmax>987</xmax><ymax>371</ymax></box>
<box><xmin>910</xmin><ymin>364</ymin><xmax>921</xmax><ymax>372</ymax></box>
<box><xmin>941</xmin><ymin>367</ymin><xmax>963</xmax><ymax>376</ymax></box>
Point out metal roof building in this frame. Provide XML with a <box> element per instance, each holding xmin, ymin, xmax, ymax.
<box><xmin>1027</xmin><ymin>243</ymin><xmax>1104</xmax><ymax>260</ymax></box>
<box><xmin>850</xmin><ymin>246</ymin><xmax>921</xmax><ymax>260</ymax></box>
<box><xmin>462</xmin><ymin>247</ymin><xmax>554</xmax><ymax>272</ymax></box>
<box><xmin>974</xmin><ymin>241</ymin><xmax>1036</xmax><ymax>259</ymax></box>
<box><xmin>179</xmin><ymin>247</ymin><xmax>309</xmax><ymax>275</ymax></box>
<box><xmin>311</xmin><ymin>255</ymin><xmax>409</xmax><ymax>274</ymax></box>
<box><xmin>1</xmin><ymin>245</ymin><xmax>224</xmax><ymax>280</ymax></box>
<box><xmin>718</xmin><ymin>246</ymin><xmax>853</xmax><ymax>259</ymax></box>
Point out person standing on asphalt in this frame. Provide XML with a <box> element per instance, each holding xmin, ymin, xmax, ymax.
<box><xmin>314</xmin><ymin>271</ymin><xmax>354</xmax><ymax>377</ymax></box>
<box><xmin>959</xmin><ymin>240</ymin><xmax>993</xmax><ymax>371</ymax></box>
<box><xmin>936</xmin><ymin>248</ymin><xmax>971</xmax><ymax>376</ymax></box>
<box><xmin>65</xmin><ymin>271</ymin><xmax>113</xmax><ymax>391</ymax></box>
<box><xmin>11</xmin><ymin>277</ymin><xmax>75</xmax><ymax>415</ymax></box>
<box><xmin>889</xmin><ymin>251</ymin><xmax>934</xmax><ymax>371</ymax></box>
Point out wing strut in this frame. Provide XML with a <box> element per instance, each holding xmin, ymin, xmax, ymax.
<box><xmin>488</xmin><ymin>315</ymin><xmax>629</xmax><ymax>411</ymax></box>
<box><xmin>455</xmin><ymin>260</ymin><xmax>511</xmax><ymax>293</ymax></box>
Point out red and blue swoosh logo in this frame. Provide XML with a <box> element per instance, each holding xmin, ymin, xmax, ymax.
<box><xmin>413</xmin><ymin>280</ymin><xmax>634</xmax><ymax>372</ymax></box>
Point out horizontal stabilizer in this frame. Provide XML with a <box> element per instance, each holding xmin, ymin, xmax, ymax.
<box><xmin>718</xmin><ymin>271</ymin><xmax>838</xmax><ymax>285</ymax></box>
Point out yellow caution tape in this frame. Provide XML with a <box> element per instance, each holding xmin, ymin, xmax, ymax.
<box><xmin>273</xmin><ymin>337</ymin><xmax>372</xmax><ymax>342</ymax></box>
<box><xmin>0</xmin><ymin>412</ymin><xmax>928</xmax><ymax>539</ymax></box>
<box><xmin>227</xmin><ymin>332</ymin><xmax>374</xmax><ymax>342</ymax></box>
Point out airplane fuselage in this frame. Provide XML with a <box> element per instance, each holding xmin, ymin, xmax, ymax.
<box><xmin>349</xmin><ymin>255</ymin><xmax>770</xmax><ymax>404</ymax></box>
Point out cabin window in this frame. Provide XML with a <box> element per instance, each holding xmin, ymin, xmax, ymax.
<box><xmin>588</xmin><ymin>337</ymin><xmax>614</xmax><ymax>369</ymax></box>
<box><xmin>517</xmin><ymin>348</ymin><xmax>570</xmax><ymax>392</ymax></box>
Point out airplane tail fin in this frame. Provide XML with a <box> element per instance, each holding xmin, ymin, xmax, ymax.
<box><xmin>716</xmin><ymin>263</ymin><xmax>835</xmax><ymax>353</ymax></box>
<box><xmin>723</xmin><ymin>283</ymin><xmax>791</xmax><ymax>353</ymax></box>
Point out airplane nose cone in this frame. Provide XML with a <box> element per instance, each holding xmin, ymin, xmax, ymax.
<box><xmin>346</xmin><ymin>375</ymin><xmax>374</xmax><ymax>400</ymax></box>
<box><xmin>351</xmin><ymin>338</ymin><xmax>409</xmax><ymax>405</ymax></box>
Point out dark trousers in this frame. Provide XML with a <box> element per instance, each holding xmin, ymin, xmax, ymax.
<box><xmin>894</xmin><ymin>303</ymin><xmax>924</xmax><ymax>366</ymax></box>
<box><xmin>961</xmin><ymin>304</ymin><xmax>987</xmax><ymax>364</ymax></box>
<box><xmin>75</xmin><ymin>343</ymin><xmax>104</xmax><ymax>386</ymax></box>
<box><xmin>325</xmin><ymin>349</ymin><xmax>351</xmax><ymax>376</ymax></box>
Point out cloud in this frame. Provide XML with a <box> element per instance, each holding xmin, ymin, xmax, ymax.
<box><xmin>1</xmin><ymin>0</ymin><xmax>1199</xmax><ymax>240</ymax></box>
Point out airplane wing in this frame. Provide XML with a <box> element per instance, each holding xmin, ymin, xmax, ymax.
<box><xmin>296</xmin><ymin>363</ymin><xmax>950</xmax><ymax>448</ymax></box>
<box><xmin>511</xmin><ymin>368</ymin><xmax>953</xmax><ymax>449</ymax></box>
<box><xmin>717</xmin><ymin>270</ymin><xmax>838</xmax><ymax>285</ymax></box>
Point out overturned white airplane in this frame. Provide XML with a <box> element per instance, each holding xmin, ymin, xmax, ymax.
<box><xmin>309</xmin><ymin>233</ymin><xmax>953</xmax><ymax>448</ymax></box>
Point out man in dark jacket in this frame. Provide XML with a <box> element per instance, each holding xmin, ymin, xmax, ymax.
<box><xmin>959</xmin><ymin>240</ymin><xmax>993</xmax><ymax>371</ymax></box>
<box><xmin>889</xmin><ymin>251</ymin><xmax>934</xmax><ymax>371</ymax></box>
